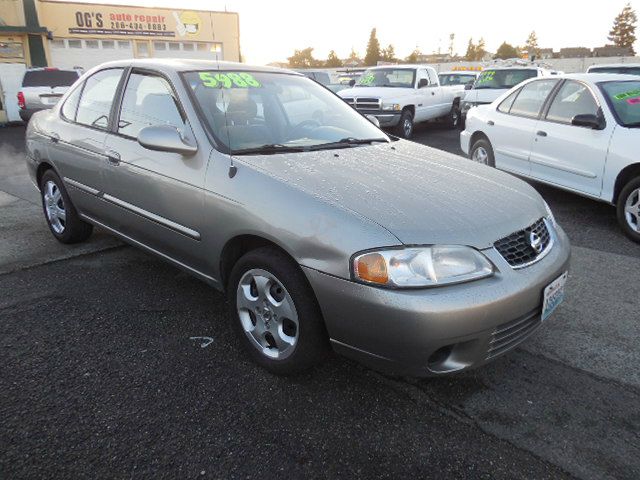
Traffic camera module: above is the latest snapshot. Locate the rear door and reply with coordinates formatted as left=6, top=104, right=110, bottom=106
left=529, top=80, right=612, bottom=196
left=488, top=79, right=558, bottom=176
left=100, top=69, right=208, bottom=268
left=47, top=67, right=124, bottom=218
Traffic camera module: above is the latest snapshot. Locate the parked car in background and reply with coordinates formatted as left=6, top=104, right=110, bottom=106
left=18, top=67, right=82, bottom=122
left=461, top=73, right=640, bottom=242
left=338, top=65, right=462, bottom=138
left=460, top=66, right=552, bottom=128
left=439, top=71, right=479, bottom=88
left=25, top=59, right=570, bottom=377
left=297, top=69, right=349, bottom=93
left=587, top=64, right=640, bottom=76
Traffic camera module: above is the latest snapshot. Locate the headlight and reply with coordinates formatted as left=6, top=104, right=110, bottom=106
left=352, top=246, right=494, bottom=288
left=381, top=103, right=401, bottom=111
left=543, top=201, right=557, bottom=227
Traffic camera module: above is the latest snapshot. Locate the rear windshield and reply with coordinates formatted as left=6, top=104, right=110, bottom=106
left=22, top=70, right=79, bottom=88
left=589, top=67, right=640, bottom=76
left=599, top=80, right=640, bottom=127
left=474, top=69, right=538, bottom=90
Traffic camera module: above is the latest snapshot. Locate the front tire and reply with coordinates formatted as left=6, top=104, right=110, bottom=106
left=227, top=247, right=329, bottom=375
left=40, top=169, right=93, bottom=244
left=616, top=177, right=640, bottom=243
left=469, top=138, right=495, bottom=167
left=394, top=109, right=414, bottom=139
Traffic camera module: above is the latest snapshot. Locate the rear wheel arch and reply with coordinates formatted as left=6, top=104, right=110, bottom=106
left=613, top=163, right=640, bottom=204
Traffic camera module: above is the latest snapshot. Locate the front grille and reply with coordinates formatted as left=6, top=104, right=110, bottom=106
left=342, top=97, right=381, bottom=112
left=486, top=308, right=542, bottom=360
left=494, top=218, right=552, bottom=268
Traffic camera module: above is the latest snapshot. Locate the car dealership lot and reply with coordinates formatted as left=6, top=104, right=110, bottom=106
left=1, top=125, right=639, bottom=479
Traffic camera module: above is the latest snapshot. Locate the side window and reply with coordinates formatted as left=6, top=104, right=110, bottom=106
left=416, top=69, right=429, bottom=87
left=61, top=83, right=83, bottom=121
left=76, top=68, right=123, bottom=130
left=117, top=72, right=185, bottom=139
left=546, top=81, right=598, bottom=125
left=497, top=89, right=520, bottom=113
left=509, top=80, right=557, bottom=119
left=427, top=69, right=438, bottom=85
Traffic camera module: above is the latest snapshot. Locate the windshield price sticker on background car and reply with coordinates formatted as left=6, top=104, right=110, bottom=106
left=358, top=73, right=375, bottom=85
left=477, top=70, right=495, bottom=83
left=199, top=72, right=261, bottom=88
left=613, top=88, right=640, bottom=101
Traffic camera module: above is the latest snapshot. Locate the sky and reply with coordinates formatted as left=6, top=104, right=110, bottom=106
left=62, top=0, right=640, bottom=65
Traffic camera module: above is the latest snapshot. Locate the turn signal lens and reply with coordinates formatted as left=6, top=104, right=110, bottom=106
left=354, top=252, right=389, bottom=285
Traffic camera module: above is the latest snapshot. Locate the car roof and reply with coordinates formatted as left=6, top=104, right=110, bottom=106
left=93, top=58, right=300, bottom=75
left=438, top=71, right=478, bottom=75
left=588, top=63, right=640, bottom=69
left=25, top=67, right=81, bottom=72
left=556, top=72, right=640, bottom=83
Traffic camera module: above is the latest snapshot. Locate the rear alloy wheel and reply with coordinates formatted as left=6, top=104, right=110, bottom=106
left=617, top=177, right=640, bottom=243
left=469, top=138, right=495, bottom=167
left=40, top=169, right=93, bottom=244
left=228, top=247, right=329, bottom=374
left=394, top=110, right=414, bottom=139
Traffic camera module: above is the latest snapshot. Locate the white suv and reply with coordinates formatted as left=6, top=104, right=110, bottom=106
left=18, top=67, right=82, bottom=122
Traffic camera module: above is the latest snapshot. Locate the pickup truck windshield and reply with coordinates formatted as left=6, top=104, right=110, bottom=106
left=357, top=68, right=415, bottom=88
left=184, top=71, right=388, bottom=153
left=439, top=74, right=476, bottom=86
left=474, top=69, right=537, bottom=89
left=600, top=80, right=640, bottom=127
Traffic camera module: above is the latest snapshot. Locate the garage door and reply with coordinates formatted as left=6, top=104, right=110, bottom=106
left=49, top=38, right=134, bottom=70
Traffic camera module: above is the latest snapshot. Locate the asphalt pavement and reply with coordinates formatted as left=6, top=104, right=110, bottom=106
left=1, top=124, right=639, bottom=479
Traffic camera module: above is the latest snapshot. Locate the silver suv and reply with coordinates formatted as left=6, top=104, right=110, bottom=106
left=18, top=67, right=82, bottom=122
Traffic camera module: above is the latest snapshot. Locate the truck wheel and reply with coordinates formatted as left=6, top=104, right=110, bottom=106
left=616, top=177, right=640, bottom=243
left=40, top=169, right=93, bottom=244
left=469, top=138, right=495, bottom=167
left=394, top=110, right=414, bottom=139
left=228, top=246, right=330, bottom=375
left=445, top=102, right=460, bottom=129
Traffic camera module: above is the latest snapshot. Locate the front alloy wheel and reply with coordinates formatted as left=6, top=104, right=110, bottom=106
left=617, top=177, right=640, bottom=243
left=236, top=268, right=299, bottom=360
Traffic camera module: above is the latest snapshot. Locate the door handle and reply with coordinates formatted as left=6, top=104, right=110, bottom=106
left=105, top=150, right=121, bottom=166
left=487, top=120, right=495, bottom=126
left=536, top=130, right=547, bottom=137
left=49, top=132, right=60, bottom=143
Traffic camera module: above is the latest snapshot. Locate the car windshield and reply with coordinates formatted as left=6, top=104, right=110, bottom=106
left=599, top=80, right=640, bottom=127
left=439, top=74, right=476, bottom=86
left=590, top=67, right=640, bottom=76
left=474, top=69, right=538, bottom=89
left=23, top=69, right=79, bottom=88
left=356, top=68, right=415, bottom=88
left=184, top=70, right=389, bottom=153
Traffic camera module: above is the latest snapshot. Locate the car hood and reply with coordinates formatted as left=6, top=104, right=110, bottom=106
left=235, top=141, right=547, bottom=249
left=338, top=86, right=415, bottom=100
left=466, top=88, right=508, bottom=104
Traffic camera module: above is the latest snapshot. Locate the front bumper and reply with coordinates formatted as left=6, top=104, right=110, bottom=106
left=358, top=111, right=401, bottom=127
left=303, top=225, right=571, bottom=377
left=460, top=130, right=472, bottom=156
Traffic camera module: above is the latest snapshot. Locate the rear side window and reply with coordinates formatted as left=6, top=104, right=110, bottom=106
left=509, top=80, right=557, bottom=118
left=497, top=89, right=520, bottom=113
left=61, top=84, right=83, bottom=121
left=117, top=72, right=185, bottom=138
left=546, top=81, right=599, bottom=124
left=22, top=70, right=79, bottom=88
left=76, top=68, right=123, bottom=130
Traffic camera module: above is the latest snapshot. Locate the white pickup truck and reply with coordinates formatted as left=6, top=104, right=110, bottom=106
left=337, top=65, right=461, bottom=138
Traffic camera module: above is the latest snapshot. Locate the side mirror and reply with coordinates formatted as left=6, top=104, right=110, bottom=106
left=571, top=113, right=605, bottom=130
left=464, top=83, right=473, bottom=90
left=418, top=78, right=429, bottom=89
left=365, top=114, right=380, bottom=128
left=137, top=125, right=198, bottom=155
left=349, top=79, right=356, bottom=87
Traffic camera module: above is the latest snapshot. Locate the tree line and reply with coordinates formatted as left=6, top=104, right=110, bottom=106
left=288, top=3, right=637, bottom=68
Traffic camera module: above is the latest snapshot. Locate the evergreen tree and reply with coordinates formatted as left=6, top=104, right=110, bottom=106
left=609, top=3, right=637, bottom=55
left=364, top=28, right=381, bottom=66
left=380, top=44, right=397, bottom=63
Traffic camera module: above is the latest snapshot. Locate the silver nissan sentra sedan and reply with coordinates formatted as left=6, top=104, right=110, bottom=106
left=25, top=59, right=570, bottom=376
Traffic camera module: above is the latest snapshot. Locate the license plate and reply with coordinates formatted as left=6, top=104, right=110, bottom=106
left=41, top=96, right=60, bottom=105
left=542, top=271, right=567, bottom=321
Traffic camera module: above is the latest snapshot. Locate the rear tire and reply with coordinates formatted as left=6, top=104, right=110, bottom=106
left=616, top=177, right=640, bottom=243
left=227, top=247, right=330, bottom=375
left=469, top=138, right=495, bottom=167
left=40, top=169, right=93, bottom=244
left=394, top=109, right=414, bottom=139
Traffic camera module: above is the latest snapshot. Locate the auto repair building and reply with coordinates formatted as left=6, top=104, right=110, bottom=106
left=0, top=0, right=240, bottom=122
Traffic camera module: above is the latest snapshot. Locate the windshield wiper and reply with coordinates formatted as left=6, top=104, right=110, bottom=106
left=309, top=137, right=389, bottom=151
left=231, top=144, right=309, bottom=155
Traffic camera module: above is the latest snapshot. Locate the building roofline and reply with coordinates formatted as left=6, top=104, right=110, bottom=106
left=36, top=0, right=239, bottom=16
